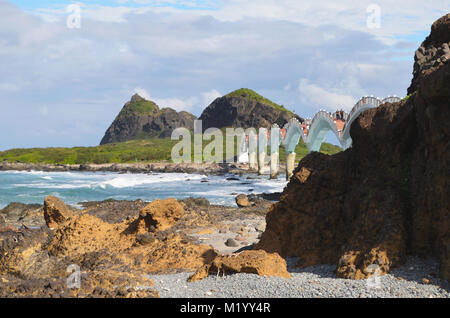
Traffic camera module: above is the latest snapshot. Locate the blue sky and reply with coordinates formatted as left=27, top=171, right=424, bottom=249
left=0, top=0, right=448, bottom=149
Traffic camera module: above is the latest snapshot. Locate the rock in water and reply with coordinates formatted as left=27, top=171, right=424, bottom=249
left=43, top=196, right=73, bottom=229
left=100, top=94, right=197, bottom=144
left=188, top=250, right=290, bottom=282
left=256, top=14, right=450, bottom=281
left=198, top=88, right=303, bottom=131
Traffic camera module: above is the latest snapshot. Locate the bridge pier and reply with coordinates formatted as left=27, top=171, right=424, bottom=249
left=249, top=151, right=257, bottom=170
left=269, top=125, right=280, bottom=179
left=270, top=152, right=279, bottom=179
left=285, top=152, right=296, bottom=180
left=248, top=130, right=258, bottom=170
left=257, top=128, right=268, bottom=175
left=258, top=152, right=266, bottom=175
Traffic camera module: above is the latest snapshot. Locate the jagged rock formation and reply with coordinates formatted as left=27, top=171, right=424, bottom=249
left=0, top=202, right=43, bottom=227
left=0, top=196, right=226, bottom=296
left=43, top=196, right=73, bottom=229
left=100, top=94, right=197, bottom=144
left=198, top=88, right=303, bottom=131
left=131, top=198, right=185, bottom=232
left=409, top=14, right=450, bottom=94
left=256, top=14, right=450, bottom=281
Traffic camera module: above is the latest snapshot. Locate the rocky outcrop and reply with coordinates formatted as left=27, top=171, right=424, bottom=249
left=100, top=94, right=197, bottom=144
left=408, top=13, right=450, bottom=95
left=133, top=198, right=185, bottom=232
left=0, top=202, right=43, bottom=227
left=235, top=194, right=252, bottom=208
left=256, top=14, right=450, bottom=281
left=43, top=196, right=73, bottom=229
left=199, top=88, right=303, bottom=131
left=0, top=188, right=281, bottom=297
left=0, top=197, right=225, bottom=296
left=188, top=250, right=290, bottom=282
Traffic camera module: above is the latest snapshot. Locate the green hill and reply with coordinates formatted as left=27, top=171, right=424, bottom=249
left=226, top=88, right=295, bottom=114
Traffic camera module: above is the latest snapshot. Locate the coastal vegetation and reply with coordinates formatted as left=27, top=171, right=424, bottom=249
left=0, top=138, right=342, bottom=165
left=226, top=88, right=295, bottom=115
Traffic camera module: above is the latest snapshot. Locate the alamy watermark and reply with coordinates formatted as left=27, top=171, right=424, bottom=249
left=66, top=4, right=81, bottom=29
left=66, top=264, right=81, bottom=289
left=366, top=4, right=381, bottom=29
left=366, top=264, right=382, bottom=289
left=170, top=120, right=279, bottom=164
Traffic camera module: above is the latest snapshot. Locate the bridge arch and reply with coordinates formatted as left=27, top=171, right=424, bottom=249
left=236, top=95, right=401, bottom=179
left=305, top=111, right=342, bottom=152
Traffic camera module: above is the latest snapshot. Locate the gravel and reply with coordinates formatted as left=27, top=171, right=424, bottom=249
left=147, top=256, right=449, bottom=298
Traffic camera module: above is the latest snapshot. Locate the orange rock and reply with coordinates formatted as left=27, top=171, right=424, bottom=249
left=47, top=213, right=134, bottom=258
left=294, top=167, right=311, bottom=184
left=188, top=250, right=290, bottom=282
left=336, top=248, right=392, bottom=280
left=195, top=228, right=214, bottom=235
left=136, top=198, right=184, bottom=232
left=235, top=194, right=252, bottom=208
left=43, top=196, right=73, bottom=229
left=45, top=201, right=217, bottom=275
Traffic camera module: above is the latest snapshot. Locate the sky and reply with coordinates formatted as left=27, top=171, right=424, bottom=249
left=0, top=0, right=448, bottom=149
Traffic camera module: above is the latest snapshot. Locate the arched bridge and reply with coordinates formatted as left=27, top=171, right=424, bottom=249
left=238, top=95, right=401, bottom=179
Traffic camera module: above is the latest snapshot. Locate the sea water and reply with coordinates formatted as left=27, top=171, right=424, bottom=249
left=0, top=170, right=288, bottom=208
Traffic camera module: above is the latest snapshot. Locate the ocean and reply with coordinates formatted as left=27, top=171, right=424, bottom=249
left=0, top=170, right=288, bottom=208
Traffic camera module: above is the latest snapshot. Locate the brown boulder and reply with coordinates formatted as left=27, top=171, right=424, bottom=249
left=235, top=194, right=252, bottom=208
left=256, top=14, right=450, bottom=281
left=135, top=198, right=184, bottom=232
left=43, top=196, right=73, bottom=229
left=188, top=250, right=290, bottom=282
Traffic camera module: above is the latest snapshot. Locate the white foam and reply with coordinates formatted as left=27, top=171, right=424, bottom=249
left=97, top=173, right=206, bottom=189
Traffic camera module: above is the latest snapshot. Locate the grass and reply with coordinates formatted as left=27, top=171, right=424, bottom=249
left=402, top=94, right=412, bottom=101
left=118, top=99, right=159, bottom=116
left=0, top=137, right=342, bottom=165
left=0, top=139, right=177, bottom=165
left=226, top=88, right=295, bottom=115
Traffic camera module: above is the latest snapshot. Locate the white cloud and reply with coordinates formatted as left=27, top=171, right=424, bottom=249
left=201, top=89, right=222, bottom=107
left=28, top=0, right=449, bottom=44
left=134, top=87, right=152, bottom=100
left=132, top=88, right=221, bottom=113
left=0, top=0, right=435, bottom=148
left=153, top=96, right=199, bottom=112
left=298, top=78, right=357, bottom=112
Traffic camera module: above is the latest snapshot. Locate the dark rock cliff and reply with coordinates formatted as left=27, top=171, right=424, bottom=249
left=100, top=94, right=197, bottom=145
left=256, top=14, right=450, bottom=280
left=408, top=13, right=450, bottom=95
